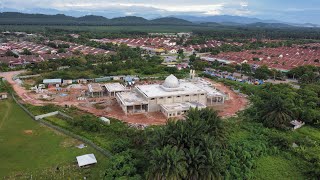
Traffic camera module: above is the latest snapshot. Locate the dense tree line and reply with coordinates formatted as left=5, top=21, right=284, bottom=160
left=287, top=65, right=320, bottom=84
left=193, top=27, right=320, bottom=40
left=27, top=44, right=186, bottom=79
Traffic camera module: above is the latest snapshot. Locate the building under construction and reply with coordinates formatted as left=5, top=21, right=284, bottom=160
left=116, top=71, right=226, bottom=118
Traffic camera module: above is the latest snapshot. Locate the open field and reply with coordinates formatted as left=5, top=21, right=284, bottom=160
left=253, top=155, right=305, bottom=180
left=0, top=98, right=108, bottom=179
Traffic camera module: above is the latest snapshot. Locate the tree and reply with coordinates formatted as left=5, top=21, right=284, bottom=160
left=47, top=42, right=58, bottom=48
left=241, top=63, right=252, bottom=75
left=147, top=146, right=187, bottom=180
left=260, top=95, right=293, bottom=130
left=211, top=49, right=220, bottom=55
left=147, top=108, right=226, bottom=179
left=5, top=50, right=19, bottom=58
left=189, top=54, right=196, bottom=63
left=57, top=48, right=66, bottom=53
left=177, top=49, right=185, bottom=60
left=254, top=65, right=271, bottom=80
left=104, top=150, right=141, bottom=180
left=22, top=48, right=32, bottom=55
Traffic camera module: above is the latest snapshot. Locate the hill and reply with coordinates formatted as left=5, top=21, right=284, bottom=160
left=77, top=15, right=109, bottom=22
left=174, top=15, right=281, bottom=24
left=0, top=12, right=193, bottom=26
left=244, top=22, right=293, bottom=28
left=110, top=16, right=149, bottom=25
left=151, top=17, right=192, bottom=25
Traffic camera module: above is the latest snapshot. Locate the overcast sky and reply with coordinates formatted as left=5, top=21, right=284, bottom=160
left=1, top=0, right=320, bottom=24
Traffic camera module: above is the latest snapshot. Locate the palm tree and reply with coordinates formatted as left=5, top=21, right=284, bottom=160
left=199, top=108, right=226, bottom=144
left=147, top=145, right=187, bottom=180
left=261, top=96, right=293, bottom=129
left=147, top=108, right=227, bottom=180
left=204, top=149, right=224, bottom=180
left=184, top=146, right=206, bottom=180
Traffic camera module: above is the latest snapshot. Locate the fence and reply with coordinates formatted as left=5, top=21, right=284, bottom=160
left=39, top=120, right=112, bottom=157
left=9, top=92, right=112, bottom=158
left=14, top=74, right=41, bottom=80
left=11, top=94, right=35, bottom=119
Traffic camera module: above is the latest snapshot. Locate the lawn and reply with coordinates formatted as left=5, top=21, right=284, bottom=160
left=0, top=98, right=108, bottom=179
left=253, top=155, right=305, bottom=180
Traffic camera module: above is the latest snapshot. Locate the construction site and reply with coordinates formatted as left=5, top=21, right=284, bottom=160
left=0, top=71, right=248, bottom=126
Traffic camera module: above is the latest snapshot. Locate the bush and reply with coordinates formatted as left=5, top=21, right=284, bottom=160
left=69, top=115, right=105, bottom=132
left=111, top=139, right=131, bottom=153
left=267, top=132, right=292, bottom=150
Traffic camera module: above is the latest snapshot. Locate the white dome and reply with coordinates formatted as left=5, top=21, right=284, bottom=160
left=163, top=74, right=180, bottom=88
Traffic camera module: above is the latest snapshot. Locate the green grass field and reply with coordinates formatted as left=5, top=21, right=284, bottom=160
left=0, top=98, right=108, bottom=179
left=253, top=155, right=305, bottom=180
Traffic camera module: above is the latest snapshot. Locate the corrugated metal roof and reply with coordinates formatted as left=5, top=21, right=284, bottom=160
left=43, top=79, right=62, bottom=84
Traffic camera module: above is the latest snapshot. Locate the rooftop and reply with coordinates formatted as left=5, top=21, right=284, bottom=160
left=192, top=79, right=225, bottom=97
left=136, top=81, right=207, bottom=98
left=76, top=154, right=97, bottom=167
left=161, top=102, right=206, bottom=113
left=117, top=91, right=148, bottom=106
left=104, top=83, right=128, bottom=92
left=88, top=83, right=103, bottom=93
left=43, top=79, right=62, bottom=84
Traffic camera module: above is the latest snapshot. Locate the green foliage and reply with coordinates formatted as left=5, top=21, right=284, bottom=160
left=147, top=145, right=187, bottom=180
left=104, top=150, right=141, bottom=180
left=28, top=45, right=185, bottom=79
left=69, top=115, right=106, bottom=132
left=0, top=63, right=10, bottom=72
left=260, top=96, right=293, bottom=130
left=5, top=50, right=19, bottom=58
left=254, top=65, right=272, bottom=80
left=146, top=108, right=227, bottom=179
left=57, top=48, right=66, bottom=53
left=21, top=48, right=32, bottom=55
left=253, top=155, right=305, bottom=180
left=287, top=65, right=320, bottom=84
left=245, top=82, right=320, bottom=128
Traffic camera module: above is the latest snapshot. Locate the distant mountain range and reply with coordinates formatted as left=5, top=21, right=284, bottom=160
left=0, top=12, right=193, bottom=26
left=174, top=15, right=320, bottom=27
left=0, top=12, right=319, bottom=28
left=173, top=15, right=281, bottom=24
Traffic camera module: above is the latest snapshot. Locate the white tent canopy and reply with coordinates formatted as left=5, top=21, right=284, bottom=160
left=76, top=154, right=97, bottom=167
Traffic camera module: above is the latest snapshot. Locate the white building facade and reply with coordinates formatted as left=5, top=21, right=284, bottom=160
left=116, top=74, right=226, bottom=118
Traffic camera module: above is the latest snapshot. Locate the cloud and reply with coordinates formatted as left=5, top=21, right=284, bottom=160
left=1, top=0, right=248, bottom=16
left=1, top=0, right=320, bottom=24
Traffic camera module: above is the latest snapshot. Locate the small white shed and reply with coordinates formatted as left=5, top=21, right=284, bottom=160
left=76, top=154, right=97, bottom=167
left=0, top=93, right=8, bottom=100
left=99, top=117, right=111, bottom=125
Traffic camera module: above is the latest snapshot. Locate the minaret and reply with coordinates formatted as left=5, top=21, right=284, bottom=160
left=190, top=70, right=196, bottom=80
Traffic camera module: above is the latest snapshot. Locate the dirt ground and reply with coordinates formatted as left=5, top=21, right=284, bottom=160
left=205, top=78, right=249, bottom=118
left=1, top=71, right=248, bottom=125
left=23, top=130, right=33, bottom=135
